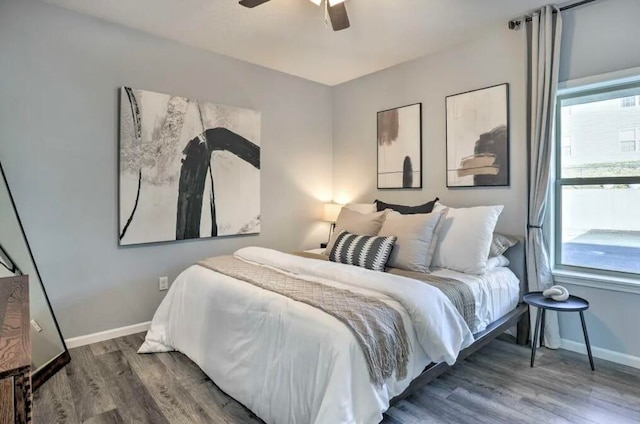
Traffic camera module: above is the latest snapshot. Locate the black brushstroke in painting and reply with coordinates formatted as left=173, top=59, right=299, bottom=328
left=473, top=125, right=508, bottom=186
left=208, top=165, right=217, bottom=237
left=176, top=127, right=260, bottom=240
left=120, top=88, right=143, bottom=241
left=402, top=156, right=413, bottom=188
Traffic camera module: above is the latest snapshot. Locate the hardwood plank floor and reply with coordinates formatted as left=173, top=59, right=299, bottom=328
left=34, top=333, right=640, bottom=424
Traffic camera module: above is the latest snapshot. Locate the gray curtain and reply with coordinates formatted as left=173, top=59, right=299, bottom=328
left=526, top=5, right=563, bottom=349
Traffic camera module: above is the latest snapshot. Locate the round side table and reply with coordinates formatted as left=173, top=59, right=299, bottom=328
left=523, top=291, right=595, bottom=371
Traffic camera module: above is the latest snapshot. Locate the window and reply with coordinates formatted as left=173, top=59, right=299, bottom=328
left=620, top=96, right=637, bottom=108
left=562, top=136, right=572, bottom=156
left=555, top=81, right=640, bottom=276
left=619, top=129, right=637, bottom=152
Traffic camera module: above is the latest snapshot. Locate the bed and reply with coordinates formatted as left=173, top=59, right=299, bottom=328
left=138, top=237, right=528, bottom=424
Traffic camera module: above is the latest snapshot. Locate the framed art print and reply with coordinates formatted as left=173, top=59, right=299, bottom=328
left=446, top=83, right=509, bottom=187
left=377, top=103, right=422, bottom=189
left=119, top=87, right=261, bottom=246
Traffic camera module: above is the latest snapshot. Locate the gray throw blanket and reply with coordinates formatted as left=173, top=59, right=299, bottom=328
left=292, top=251, right=477, bottom=328
left=386, top=268, right=476, bottom=329
left=197, top=255, right=410, bottom=387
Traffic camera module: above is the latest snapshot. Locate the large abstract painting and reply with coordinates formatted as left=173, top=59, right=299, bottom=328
left=377, top=103, right=422, bottom=189
left=119, top=87, right=261, bottom=246
left=446, top=83, right=509, bottom=187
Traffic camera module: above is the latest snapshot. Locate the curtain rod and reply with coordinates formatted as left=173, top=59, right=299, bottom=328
left=508, top=0, right=598, bottom=30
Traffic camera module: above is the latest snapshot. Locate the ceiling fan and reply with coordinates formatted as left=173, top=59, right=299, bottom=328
left=239, top=0, right=350, bottom=31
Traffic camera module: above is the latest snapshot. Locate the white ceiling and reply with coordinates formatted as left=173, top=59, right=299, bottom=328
left=41, top=0, right=549, bottom=86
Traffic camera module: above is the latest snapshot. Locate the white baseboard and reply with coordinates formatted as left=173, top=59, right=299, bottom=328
left=560, top=338, right=640, bottom=370
left=65, top=321, right=151, bottom=349
left=64, top=325, right=640, bottom=370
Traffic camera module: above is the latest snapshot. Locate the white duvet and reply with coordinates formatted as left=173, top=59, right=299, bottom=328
left=139, top=247, right=475, bottom=424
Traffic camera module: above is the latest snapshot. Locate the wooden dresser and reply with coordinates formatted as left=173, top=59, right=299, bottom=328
left=0, top=275, right=31, bottom=424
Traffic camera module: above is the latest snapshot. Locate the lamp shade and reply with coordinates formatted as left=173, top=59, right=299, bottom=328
left=323, top=203, right=342, bottom=223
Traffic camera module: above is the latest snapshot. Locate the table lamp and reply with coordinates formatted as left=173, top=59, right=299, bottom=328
left=323, top=203, right=342, bottom=245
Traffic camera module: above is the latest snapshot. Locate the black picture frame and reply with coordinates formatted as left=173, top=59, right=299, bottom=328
left=445, top=83, right=510, bottom=188
left=377, top=103, right=423, bottom=190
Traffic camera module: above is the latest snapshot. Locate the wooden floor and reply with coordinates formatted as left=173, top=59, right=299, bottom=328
left=34, top=332, right=640, bottom=424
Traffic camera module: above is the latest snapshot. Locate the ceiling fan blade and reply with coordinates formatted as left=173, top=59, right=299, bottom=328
left=328, top=2, right=350, bottom=31
left=239, top=0, right=271, bottom=8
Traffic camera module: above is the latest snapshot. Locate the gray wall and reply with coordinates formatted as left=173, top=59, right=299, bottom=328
left=559, top=0, right=640, bottom=82
left=332, top=0, right=640, bottom=359
left=332, top=24, right=527, bottom=235
left=0, top=0, right=333, bottom=339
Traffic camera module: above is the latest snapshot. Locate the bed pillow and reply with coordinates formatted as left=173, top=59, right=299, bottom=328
left=431, top=204, right=504, bottom=275
left=324, top=208, right=388, bottom=254
left=489, top=233, right=519, bottom=258
left=377, top=209, right=448, bottom=272
left=328, top=231, right=396, bottom=272
left=345, top=203, right=377, bottom=214
left=375, top=198, right=439, bottom=215
left=486, top=255, right=510, bottom=270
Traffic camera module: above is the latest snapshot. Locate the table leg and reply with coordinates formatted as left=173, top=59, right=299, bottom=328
left=531, top=307, right=543, bottom=367
left=540, top=308, right=546, bottom=347
left=579, top=311, right=595, bottom=371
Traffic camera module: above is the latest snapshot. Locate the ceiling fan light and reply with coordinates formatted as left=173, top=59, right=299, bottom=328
left=328, top=0, right=346, bottom=5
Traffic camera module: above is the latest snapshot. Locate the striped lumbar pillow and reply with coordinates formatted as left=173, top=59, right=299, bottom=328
left=328, top=230, right=397, bottom=272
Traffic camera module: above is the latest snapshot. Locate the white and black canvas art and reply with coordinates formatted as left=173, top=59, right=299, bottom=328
left=446, top=83, right=509, bottom=187
left=377, top=103, right=422, bottom=189
left=119, top=87, right=261, bottom=246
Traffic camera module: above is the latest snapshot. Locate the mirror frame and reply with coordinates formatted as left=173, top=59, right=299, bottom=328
left=1, top=162, right=71, bottom=390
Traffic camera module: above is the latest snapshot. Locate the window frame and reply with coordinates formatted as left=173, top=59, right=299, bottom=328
left=620, top=140, right=636, bottom=152
left=554, top=80, right=640, bottom=278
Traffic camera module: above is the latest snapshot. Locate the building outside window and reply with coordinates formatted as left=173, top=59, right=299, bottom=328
left=619, top=129, right=637, bottom=152
left=556, top=81, right=640, bottom=276
left=620, top=96, right=637, bottom=108
left=562, top=135, right=572, bottom=157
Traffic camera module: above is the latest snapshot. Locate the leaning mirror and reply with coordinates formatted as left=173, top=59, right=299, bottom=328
left=0, top=161, right=70, bottom=390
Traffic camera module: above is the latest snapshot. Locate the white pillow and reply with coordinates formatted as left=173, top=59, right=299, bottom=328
left=345, top=203, right=377, bottom=214
left=489, top=233, right=519, bottom=258
left=431, top=203, right=504, bottom=275
left=377, top=209, right=447, bottom=273
left=486, top=255, right=510, bottom=270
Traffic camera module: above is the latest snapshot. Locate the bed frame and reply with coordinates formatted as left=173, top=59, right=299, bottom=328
left=390, top=236, right=530, bottom=405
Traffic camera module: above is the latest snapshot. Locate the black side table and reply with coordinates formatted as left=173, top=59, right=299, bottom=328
left=523, top=291, right=595, bottom=371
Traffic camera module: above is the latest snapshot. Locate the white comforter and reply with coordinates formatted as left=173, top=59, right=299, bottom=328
left=139, top=247, right=475, bottom=424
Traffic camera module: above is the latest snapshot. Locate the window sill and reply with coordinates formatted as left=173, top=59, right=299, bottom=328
left=553, top=269, right=640, bottom=295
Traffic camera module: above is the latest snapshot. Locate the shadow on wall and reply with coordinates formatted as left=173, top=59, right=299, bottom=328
left=558, top=297, right=628, bottom=354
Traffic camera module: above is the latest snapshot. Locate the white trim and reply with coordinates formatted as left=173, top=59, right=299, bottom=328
left=553, top=269, right=640, bottom=295
left=561, top=338, right=640, bottom=370
left=558, top=66, right=640, bottom=94
left=65, top=321, right=151, bottom=349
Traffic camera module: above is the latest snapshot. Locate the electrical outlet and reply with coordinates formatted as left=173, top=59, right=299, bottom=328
left=159, top=276, right=169, bottom=291
left=31, top=319, right=43, bottom=332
